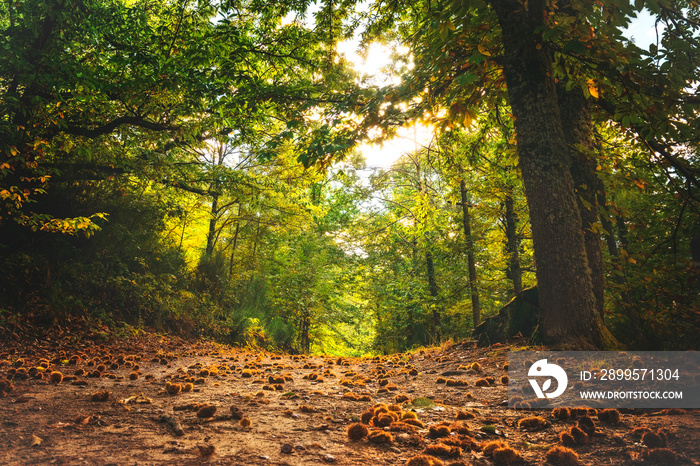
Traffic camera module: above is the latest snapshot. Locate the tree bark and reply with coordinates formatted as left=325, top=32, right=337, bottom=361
left=557, top=86, right=605, bottom=318
left=489, top=0, right=618, bottom=349
left=459, top=178, right=481, bottom=327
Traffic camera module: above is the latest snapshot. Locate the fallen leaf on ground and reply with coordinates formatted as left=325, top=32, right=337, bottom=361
left=30, top=434, right=42, bottom=447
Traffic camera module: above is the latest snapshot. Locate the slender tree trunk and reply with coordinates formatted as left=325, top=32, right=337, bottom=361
left=408, top=237, right=419, bottom=345
left=407, top=305, right=415, bottom=348
left=557, top=86, right=605, bottom=318
left=598, top=191, right=644, bottom=342
left=494, top=116, right=523, bottom=296
left=459, top=178, right=481, bottom=327
left=598, top=189, right=619, bottom=258
left=205, top=142, right=228, bottom=256
left=617, top=213, right=629, bottom=249
left=251, top=218, right=261, bottom=266
left=228, top=222, right=240, bottom=276
left=415, top=158, right=442, bottom=342
left=614, top=210, right=645, bottom=341
left=7, top=0, right=15, bottom=28
left=179, top=216, right=188, bottom=250
left=503, top=189, right=523, bottom=296
left=205, top=193, right=219, bottom=256
left=691, top=230, right=700, bottom=292
left=489, top=0, right=618, bottom=349
left=300, top=310, right=311, bottom=353
left=425, top=250, right=441, bottom=341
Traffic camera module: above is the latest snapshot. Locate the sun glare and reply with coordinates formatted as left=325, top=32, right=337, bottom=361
left=335, top=40, right=432, bottom=169
left=336, top=40, right=405, bottom=86
left=359, top=123, right=435, bottom=169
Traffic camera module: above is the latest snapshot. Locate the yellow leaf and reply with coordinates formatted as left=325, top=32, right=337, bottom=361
left=478, top=43, right=491, bottom=56
left=587, top=79, right=599, bottom=98
left=629, top=257, right=637, bottom=264
left=462, top=114, right=471, bottom=127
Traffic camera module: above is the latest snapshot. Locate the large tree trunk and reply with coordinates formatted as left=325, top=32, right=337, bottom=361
left=557, top=86, right=605, bottom=317
left=459, top=178, right=481, bottom=327
left=490, top=0, right=618, bottom=349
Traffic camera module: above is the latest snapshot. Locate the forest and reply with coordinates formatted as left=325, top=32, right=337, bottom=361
left=1, top=0, right=699, bottom=355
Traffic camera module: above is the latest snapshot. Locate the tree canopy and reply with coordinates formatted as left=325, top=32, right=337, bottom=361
left=1, top=0, right=698, bottom=352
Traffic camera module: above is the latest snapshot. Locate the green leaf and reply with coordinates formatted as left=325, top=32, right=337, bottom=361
left=562, top=40, right=586, bottom=54
left=455, top=72, right=477, bottom=86
left=438, top=21, right=455, bottom=41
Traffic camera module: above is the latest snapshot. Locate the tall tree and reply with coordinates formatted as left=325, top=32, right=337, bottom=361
left=458, top=176, right=481, bottom=327
left=313, top=0, right=697, bottom=347
left=481, top=1, right=615, bottom=348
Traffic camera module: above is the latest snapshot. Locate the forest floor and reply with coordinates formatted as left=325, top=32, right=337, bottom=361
left=0, top=318, right=697, bottom=466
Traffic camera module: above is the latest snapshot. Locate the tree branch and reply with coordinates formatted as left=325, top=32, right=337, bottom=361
left=62, top=116, right=176, bottom=138
left=161, top=179, right=215, bottom=196
left=598, top=98, right=700, bottom=191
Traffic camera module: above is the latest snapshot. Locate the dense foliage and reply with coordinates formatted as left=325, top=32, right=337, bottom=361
left=1, top=0, right=698, bottom=352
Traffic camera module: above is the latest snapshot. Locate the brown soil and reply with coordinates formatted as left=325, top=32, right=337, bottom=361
left=0, top=323, right=697, bottom=466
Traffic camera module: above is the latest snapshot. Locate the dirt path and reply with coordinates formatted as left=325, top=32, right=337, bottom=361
left=0, top=327, right=697, bottom=465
